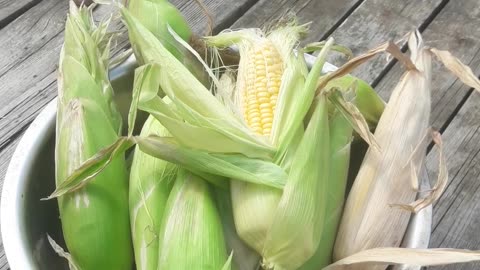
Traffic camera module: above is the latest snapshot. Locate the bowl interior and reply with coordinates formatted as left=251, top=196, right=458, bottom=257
left=23, top=130, right=67, bottom=269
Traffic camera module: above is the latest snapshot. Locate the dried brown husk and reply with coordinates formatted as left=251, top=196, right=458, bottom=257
left=333, top=32, right=432, bottom=267
left=325, top=248, right=480, bottom=269
left=330, top=31, right=480, bottom=270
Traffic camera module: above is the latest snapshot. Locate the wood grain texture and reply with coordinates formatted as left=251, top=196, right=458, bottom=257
left=326, top=0, right=446, bottom=84
left=425, top=92, right=480, bottom=270
left=375, top=0, right=480, bottom=129
left=231, top=0, right=362, bottom=43
left=0, top=0, right=40, bottom=28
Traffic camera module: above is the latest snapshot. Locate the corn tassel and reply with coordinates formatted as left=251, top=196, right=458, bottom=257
left=54, top=3, right=132, bottom=269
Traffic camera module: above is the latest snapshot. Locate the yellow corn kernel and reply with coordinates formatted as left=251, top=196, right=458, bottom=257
left=242, top=40, right=283, bottom=137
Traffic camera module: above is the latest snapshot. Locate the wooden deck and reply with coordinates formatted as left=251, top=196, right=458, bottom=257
left=0, top=0, right=479, bottom=269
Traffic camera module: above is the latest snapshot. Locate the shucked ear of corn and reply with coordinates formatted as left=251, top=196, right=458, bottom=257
left=54, top=2, right=132, bottom=269
left=206, top=27, right=340, bottom=269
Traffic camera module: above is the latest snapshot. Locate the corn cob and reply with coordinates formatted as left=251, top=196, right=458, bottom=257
left=208, top=31, right=290, bottom=256
left=157, top=169, right=228, bottom=269
left=129, top=116, right=176, bottom=270
left=206, top=27, right=336, bottom=269
left=55, top=3, right=132, bottom=269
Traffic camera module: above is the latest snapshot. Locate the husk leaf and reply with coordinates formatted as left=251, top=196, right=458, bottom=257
left=157, top=169, right=227, bottom=270
left=325, top=248, right=480, bottom=269
left=129, top=116, right=176, bottom=270
left=262, top=95, right=330, bottom=270
left=122, top=8, right=274, bottom=158
left=333, top=32, right=431, bottom=267
left=299, top=109, right=352, bottom=270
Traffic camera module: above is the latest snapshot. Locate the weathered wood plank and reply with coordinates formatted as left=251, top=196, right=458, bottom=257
left=326, top=0, right=446, bottom=83
left=172, top=0, right=258, bottom=34
left=0, top=0, right=66, bottom=85
left=416, top=6, right=480, bottom=269
left=0, top=241, right=7, bottom=270
left=425, top=93, right=480, bottom=270
left=0, top=0, right=40, bottom=28
left=231, top=0, right=362, bottom=44
left=375, top=0, right=480, bottom=130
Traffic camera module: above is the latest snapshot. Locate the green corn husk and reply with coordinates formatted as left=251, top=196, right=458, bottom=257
left=325, top=75, right=385, bottom=129
left=260, top=94, right=330, bottom=270
left=127, top=2, right=205, bottom=268
left=127, top=0, right=191, bottom=63
left=157, top=169, right=228, bottom=269
left=207, top=28, right=336, bottom=269
left=215, top=185, right=261, bottom=270
left=129, top=116, right=176, bottom=270
left=123, top=21, right=335, bottom=266
left=54, top=2, right=132, bottom=269
left=299, top=109, right=353, bottom=270
left=127, top=0, right=209, bottom=86
left=122, top=7, right=275, bottom=159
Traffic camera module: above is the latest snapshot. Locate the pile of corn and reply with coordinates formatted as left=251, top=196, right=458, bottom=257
left=50, top=1, right=480, bottom=270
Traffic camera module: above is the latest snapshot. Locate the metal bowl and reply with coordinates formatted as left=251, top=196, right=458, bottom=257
left=1, top=55, right=432, bottom=270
